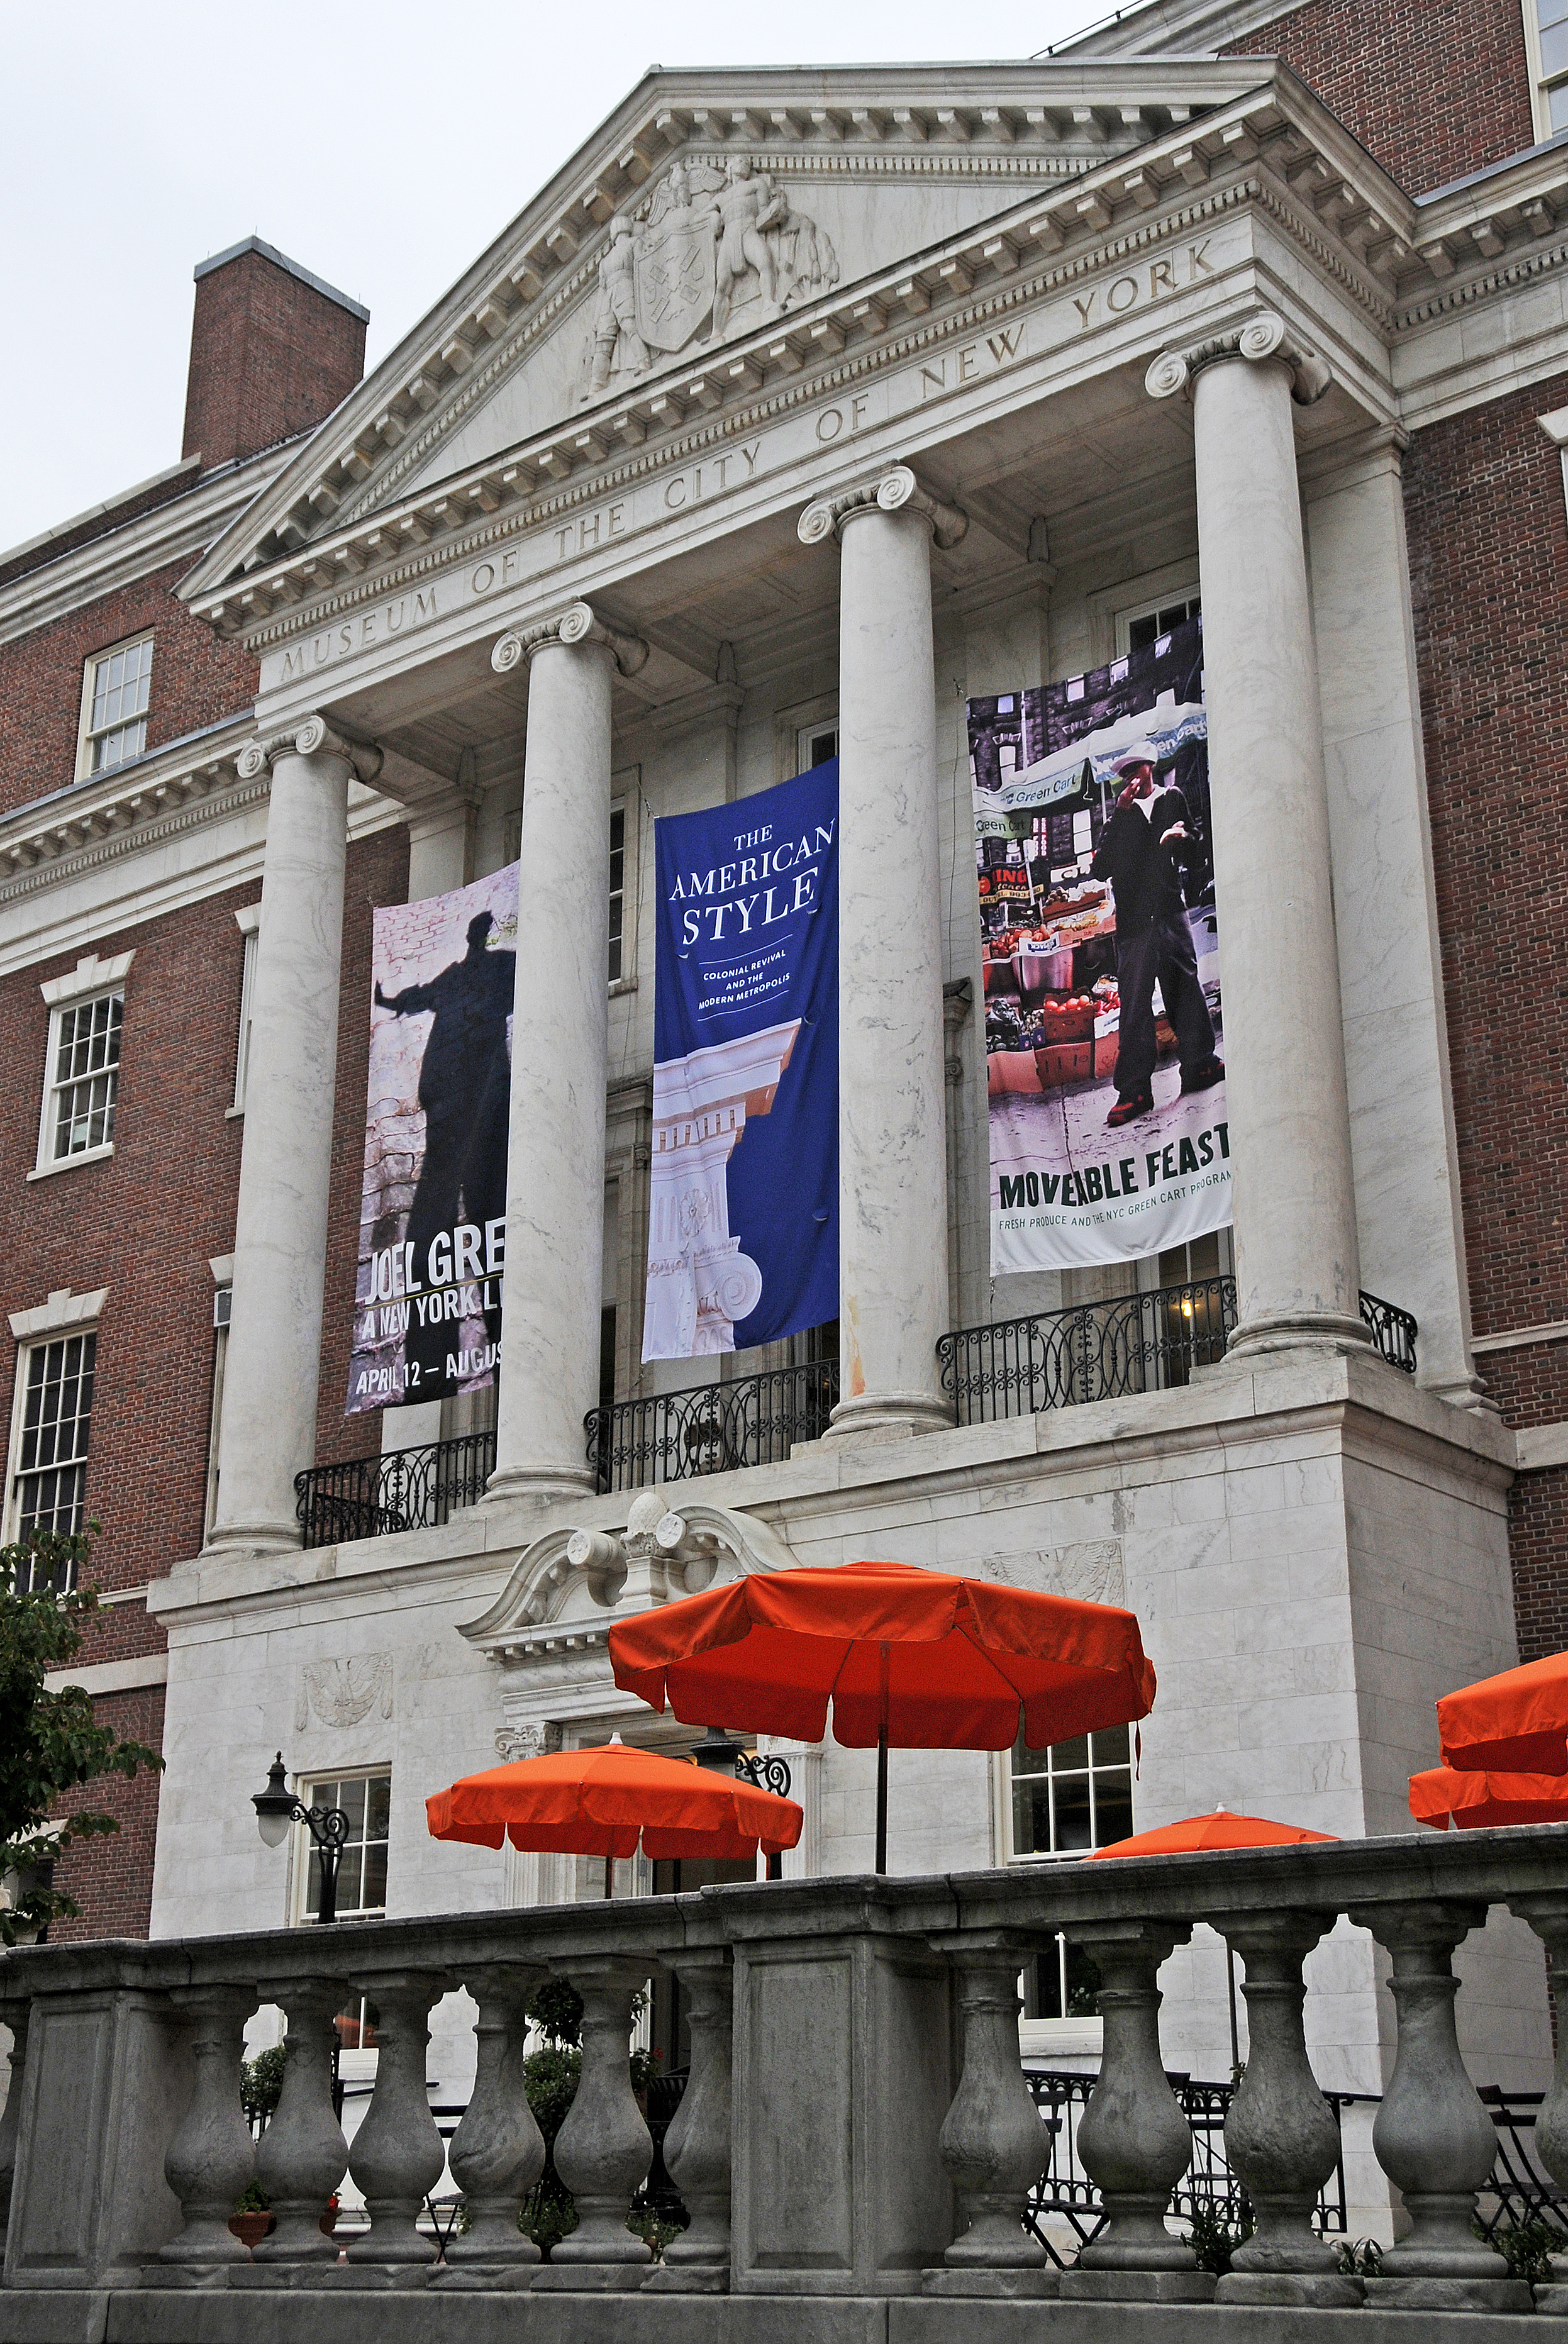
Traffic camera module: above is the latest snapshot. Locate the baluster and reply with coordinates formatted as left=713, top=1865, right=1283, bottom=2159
left=150, top=1988, right=256, bottom=2283
left=532, top=1957, right=653, bottom=2291
left=343, top=1970, right=448, bottom=2279
left=1508, top=1891, right=1568, bottom=2311
left=240, top=1980, right=348, bottom=2280
left=1213, top=1915, right=1360, bottom=2308
left=1351, top=1900, right=1530, bottom=2313
left=645, top=1949, right=732, bottom=2293
left=0, top=1997, right=30, bottom=2239
left=921, top=1935, right=1055, bottom=2298
left=1058, top=1922, right=1213, bottom=2304
left=432, top=1969, right=544, bottom=2288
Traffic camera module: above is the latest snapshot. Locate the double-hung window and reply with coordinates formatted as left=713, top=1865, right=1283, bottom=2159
left=79, top=635, right=153, bottom=777
left=33, top=952, right=133, bottom=1177
left=1005, top=1723, right=1135, bottom=2038
left=294, top=1772, right=391, bottom=1923
left=6, top=1333, right=96, bottom=1580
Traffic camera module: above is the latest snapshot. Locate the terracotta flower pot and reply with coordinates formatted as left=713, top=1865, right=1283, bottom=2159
left=228, top=2210, right=275, bottom=2248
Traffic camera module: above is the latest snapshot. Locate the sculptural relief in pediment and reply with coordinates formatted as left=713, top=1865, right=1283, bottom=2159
left=582, top=155, right=840, bottom=404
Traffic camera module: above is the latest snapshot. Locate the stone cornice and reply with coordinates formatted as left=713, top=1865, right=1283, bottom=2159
left=0, top=718, right=256, bottom=896
left=178, top=62, right=1299, bottom=615
left=0, top=447, right=290, bottom=652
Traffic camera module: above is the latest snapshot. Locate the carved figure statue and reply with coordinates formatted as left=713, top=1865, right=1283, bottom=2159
left=589, top=214, right=648, bottom=395
left=767, top=189, right=839, bottom=309
left=712, top=156, right=787, bottom=337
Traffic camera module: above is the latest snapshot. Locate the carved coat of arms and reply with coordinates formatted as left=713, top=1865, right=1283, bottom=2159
left=581, top=155, right=839, bottom=404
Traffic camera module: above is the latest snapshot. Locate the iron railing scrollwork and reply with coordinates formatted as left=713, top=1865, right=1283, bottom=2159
left=939, top=1277, right=1419, bottom=1429
left=735, top=1752, right=793, bottom=1800
left=1358, top=1288, right=1418, bottom=1374
left=294, top=1428, right=496, bottom=1550
left=585, top=1360, right=838, bottom=1496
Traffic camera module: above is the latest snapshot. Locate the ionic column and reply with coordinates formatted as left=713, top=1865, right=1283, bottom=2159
left=208, top=716, right=382, bottom=1553
left=1148, top=317, right=1369, bottom=1358
left=797, top=467, right=965, bottom=1439
left=487, top=606, right=647, bottom=1503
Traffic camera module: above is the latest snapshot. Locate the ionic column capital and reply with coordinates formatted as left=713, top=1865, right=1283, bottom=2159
left=492, top=601, right=649, bottom=679
left=1145, top=310, right=1333, bottom=408
left=798, top=464, right=968, bottom=552
left=237, top=715, right=382, bottom=786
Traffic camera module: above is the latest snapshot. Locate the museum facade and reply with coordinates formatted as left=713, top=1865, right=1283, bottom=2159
left=4, top=0, right=1568, bottom=2170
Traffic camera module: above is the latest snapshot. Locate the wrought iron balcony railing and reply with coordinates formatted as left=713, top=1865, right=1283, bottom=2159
left=294, top=1428, right=496, bottom=1550
left=939, top=1277, right=1418, bottom=1428
left=585, top=1359, right=838, bottom=1496
left=294, top=1290, right=1419, bottom=1535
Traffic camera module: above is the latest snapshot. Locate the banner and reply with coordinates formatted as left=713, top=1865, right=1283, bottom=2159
left=970, top=617, right=1232, bottom=1272
left=346, top=867, right=518, bottom=1416
left=643, top=762, right=839, bottom=1359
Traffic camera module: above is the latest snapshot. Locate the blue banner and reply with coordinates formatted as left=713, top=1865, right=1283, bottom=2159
left=642, top=762, right=839, bottom=1360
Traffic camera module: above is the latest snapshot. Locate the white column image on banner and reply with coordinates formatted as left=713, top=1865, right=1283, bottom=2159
left=642, top=1020, right=801, bottom=1359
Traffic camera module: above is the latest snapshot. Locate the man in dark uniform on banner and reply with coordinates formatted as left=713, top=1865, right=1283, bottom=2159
left=375, top=908, right=515, bottom=1386
left=1091, top=741, right=1224, bottom=1130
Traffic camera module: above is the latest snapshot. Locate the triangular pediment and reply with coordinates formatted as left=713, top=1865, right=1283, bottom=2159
left=183, top=57, right=1289, bottom=613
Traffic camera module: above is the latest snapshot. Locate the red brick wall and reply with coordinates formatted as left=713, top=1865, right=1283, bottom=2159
left=47, top=1686, right=165, bottom=1944
left=0, top=558, right=258, bottom=818
left=1230, top=0, right=1537, bottom=196
left=183, top=246, right=367, bottom=469
left=1405, top=373, right=1568, bottom=1643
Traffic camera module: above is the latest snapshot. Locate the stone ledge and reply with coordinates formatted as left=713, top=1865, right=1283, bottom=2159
left=0, top=2286, right=1554, bottom=2344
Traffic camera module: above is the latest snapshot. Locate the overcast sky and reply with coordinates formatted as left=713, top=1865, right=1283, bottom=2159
left=0, top=0, right=1104, bottom=554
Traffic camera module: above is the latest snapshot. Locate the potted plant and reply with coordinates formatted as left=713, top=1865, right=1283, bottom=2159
left=228, top=2181, right=274, bottom=2248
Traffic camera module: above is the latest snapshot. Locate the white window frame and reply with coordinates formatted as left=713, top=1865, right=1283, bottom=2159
left=1524, top=0, right=1568, bottom=138
left=75, top=631, right=154, bottom=781
left=3, top=1288, right=106, bottom=1561
left=287, top=1765, right=392, bottom=1927
left=30, top=952, right=134, bottom=1180
left=1113, top=581, right=1202, bottom=660
left=204, top=1258, right=233, bottom=1540
left=609, top=762, right=642, bottom=997
left=794, top=714, right=839, bottom=776
left=229, top=905, right=261, bottom=1116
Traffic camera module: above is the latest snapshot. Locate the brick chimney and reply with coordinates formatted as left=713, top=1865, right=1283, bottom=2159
left=182, top=237, right=369, bottom=470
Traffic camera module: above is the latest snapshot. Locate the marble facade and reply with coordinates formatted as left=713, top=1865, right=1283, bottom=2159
left=128, top=55, right=1568, bottom=2152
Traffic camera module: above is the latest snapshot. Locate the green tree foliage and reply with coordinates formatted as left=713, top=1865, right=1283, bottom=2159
left=0, top=1524, right=162, bottom=1941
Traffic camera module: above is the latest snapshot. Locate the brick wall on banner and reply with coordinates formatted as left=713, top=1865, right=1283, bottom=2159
left=1406, top=369, right=1568, bottom=1650
left=1228, top=0, right=1537, bottom=196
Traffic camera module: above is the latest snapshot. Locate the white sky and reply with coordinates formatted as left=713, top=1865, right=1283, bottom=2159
left=0, top=0, right=1104, bottom=555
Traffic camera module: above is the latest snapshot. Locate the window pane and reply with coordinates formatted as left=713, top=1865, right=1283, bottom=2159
left=1126, top=614, right=1157, bottom=652
left=1011, top=1775, right=1052, bottom=1856
left=1541, top=0, right=1568, bottom=31
left=360, top=1841, right=388, bottom=1912
left=1052, top=1772, right=1094, bottom=1851
left=14, top=1335, right=94, bottom=1560
left=1050, top=1735, right=1090, bottom=1774
left=366, top=1774, right=391, bottom=1840
left=1090, top=1722, right=1131, bottom=1765
left=1093, top=1772, right=1134, bottom=1845
left=1550, top=76, right=1568, bottom=129
left=1543, top=21, right=1568, bottom=71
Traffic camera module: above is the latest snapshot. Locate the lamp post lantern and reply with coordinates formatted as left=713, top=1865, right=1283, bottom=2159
left=252, top=1752, right=351, bottom=1924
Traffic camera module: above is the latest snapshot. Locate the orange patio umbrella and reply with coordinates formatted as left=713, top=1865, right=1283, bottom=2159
left=1089, top=1806, right=1338, bottom=2067
left=1411, top=1763, right=1568, bottom=1831
left=608, top=1558, right=1157, bottom=1874
left=426, top=1736, right=803, bottom=1897
left=1437, top=1649, right=1568, bottom=1775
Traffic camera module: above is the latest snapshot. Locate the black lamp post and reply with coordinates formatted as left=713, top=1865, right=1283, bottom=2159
left=252, top=1752, right=351, bottom=1925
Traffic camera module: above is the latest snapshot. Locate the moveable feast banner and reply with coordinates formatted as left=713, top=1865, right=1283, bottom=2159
left=970, top=616, right=1232, bottom=1272
left=643, top=762, right=839, bottom=1360
left=347, top=867, right=518, bottom=1416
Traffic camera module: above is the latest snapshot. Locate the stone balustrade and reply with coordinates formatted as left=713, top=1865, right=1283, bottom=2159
left=1, top=1829, right=1567, bottom=2339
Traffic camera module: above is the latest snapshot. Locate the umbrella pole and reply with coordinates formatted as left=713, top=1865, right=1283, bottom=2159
left=1226, top=1940, right=1240, bottom=2079
left=603, top=1853, right=614, bottom=1900
left=875, top=1640, right=891, bottom=1875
